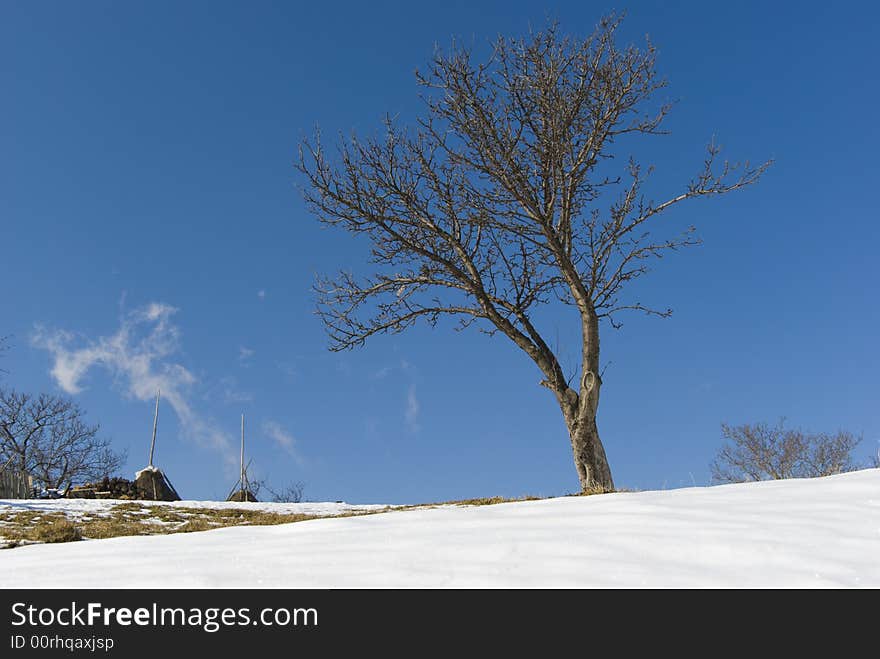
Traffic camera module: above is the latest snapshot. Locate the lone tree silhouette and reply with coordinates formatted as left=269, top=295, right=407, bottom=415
left=298, top=16, right=770, bottom=492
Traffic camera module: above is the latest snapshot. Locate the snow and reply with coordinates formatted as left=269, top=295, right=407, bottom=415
left=1, top=469, right=878, bottom=588
left=134, top=465, right=160, bottom=479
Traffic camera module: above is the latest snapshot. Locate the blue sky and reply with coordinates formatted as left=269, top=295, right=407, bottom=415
left=2, top=1, right=877, bottom=503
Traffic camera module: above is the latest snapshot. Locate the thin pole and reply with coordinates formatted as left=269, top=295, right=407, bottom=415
left=240, top=414, right=245, bottom=496
left=148, top=389, right=160, bottom=466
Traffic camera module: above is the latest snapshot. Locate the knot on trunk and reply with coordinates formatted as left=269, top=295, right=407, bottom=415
left=582, top=370, right=599, bottom=393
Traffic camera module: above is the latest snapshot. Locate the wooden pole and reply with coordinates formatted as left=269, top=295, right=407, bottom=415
left=148, top=389, right=160, bottom=466
left=240, top=414, right=245, bottom=497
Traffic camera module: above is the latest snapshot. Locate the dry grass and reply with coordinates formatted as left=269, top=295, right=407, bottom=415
left=0, top=512, right=82, bottom=547
left=571, top=485, right=618, bottom=497
left=0, top=503, right=330, bottom=548
left=392, top=494, right=544, bottom=511
left=441, top=495, right=543, bottom=506
left=32, top=519, right=82, bottom=543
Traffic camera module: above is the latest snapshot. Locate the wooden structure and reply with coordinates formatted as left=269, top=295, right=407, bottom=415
left=0, top=457, right=33, bottom=499
left=134, top=390, right=180, bottom=501
left=226, top=414, right=257, bottom=502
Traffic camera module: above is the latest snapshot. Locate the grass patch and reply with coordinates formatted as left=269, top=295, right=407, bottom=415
left=0, top=512, right=82, bottom=547
left=78, top=516, right=167, bottom=539
left=172, top=518, right=214, bottom=534
left=445, top=495, right=543, bottom=506
left=76, top=505, right=323, bottom=540
left=571, top=485, right=617, bottom=497
left=393, top=494, right=544, bottom=510
left=111, top=502, right=148, bottom=513
left=0, top=503, right=333, bottom=548
left=31, top=519, right=82, bottom=543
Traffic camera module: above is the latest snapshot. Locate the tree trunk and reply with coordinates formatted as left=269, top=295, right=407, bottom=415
left=567, top=411, right=614, bottom=493
left=561, top=309, right=614, bottom=493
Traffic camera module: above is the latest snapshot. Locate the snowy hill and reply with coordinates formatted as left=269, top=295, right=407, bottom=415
left=2, top=469, right=878, bottom=587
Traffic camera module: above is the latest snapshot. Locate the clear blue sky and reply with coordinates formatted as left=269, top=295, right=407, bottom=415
left=2, top=1, right=877, bottom=503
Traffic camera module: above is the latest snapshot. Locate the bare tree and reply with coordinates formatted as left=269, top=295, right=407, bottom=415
left=0, top=388, right=126, bottom=489
left=246, top=476, right=265, bottom=499
left=247, top=479, right=305, bottom=503
left=298, top=16, right=770, bottom=492
left=266, top=481, right=306, bottom=503
left=710, top=420, right=862, bottom=483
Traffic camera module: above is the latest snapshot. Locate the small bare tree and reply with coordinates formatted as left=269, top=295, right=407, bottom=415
left=267, top=481, right=306, bottom=503
left=0, top=388, right=126, bottom=489
left=298, top=16, right=770, bottom=492
left=710, top=420, right=862, bottom=483
left=248, top=479, right=305, bottom=503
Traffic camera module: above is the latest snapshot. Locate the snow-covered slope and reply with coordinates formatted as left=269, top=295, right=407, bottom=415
left=2, top=470, right=878, bottom=588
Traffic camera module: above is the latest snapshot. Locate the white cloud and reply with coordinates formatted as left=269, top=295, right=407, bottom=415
left=257, top=290, right=266, bottom=300
left=405, top=385, right=420, bottom=433
left=239, top=346, right=255, bottom=365
left=32, top=303, right=237, bottom=465
left=263, top=420, right=302, bottom=464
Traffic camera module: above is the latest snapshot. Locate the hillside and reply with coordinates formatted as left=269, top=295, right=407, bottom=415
left=2, top=470, right=878, bottom=587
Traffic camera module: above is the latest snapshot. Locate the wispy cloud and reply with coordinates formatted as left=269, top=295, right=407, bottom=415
left=372, top=366, right=392, bottom=380
left=32, top=303, right=237, bottom=465
left=405, top=384, right=420, bottom=433
left=373, top=359, right=414, bottom=380
left=263, top=420, right=302, bottom=464
left=205, top=376, right=253, bottom=405
left=238, top=346, right=255, bottom=366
